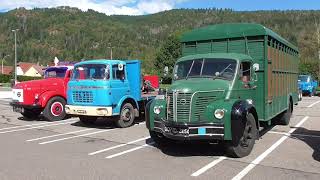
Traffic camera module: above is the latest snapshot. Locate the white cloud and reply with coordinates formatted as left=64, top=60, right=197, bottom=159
left=0, top=0, right=190, bottom=15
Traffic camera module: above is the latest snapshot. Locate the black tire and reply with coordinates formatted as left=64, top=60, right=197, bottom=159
left=225, top=113, right=257, bottom=158
left=43, top=96, right=66, bottom=121
left=277, top=100, right=292, bottom=125
left=21, top=109, right=41, bottom=120
left=79, top=116, right=97, bottom=125
left=116, top=103, right=135, bottom=128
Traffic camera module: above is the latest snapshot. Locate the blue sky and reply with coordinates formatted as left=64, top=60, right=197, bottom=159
left=0, top=0, right=319, bottom=15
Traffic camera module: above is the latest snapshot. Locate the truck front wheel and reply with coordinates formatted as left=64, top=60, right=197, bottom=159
left=43, top=96, right=67, bottom=121
left=116, top=103, right=135, bottom=128
left=225, top=113, right=257, bottom=158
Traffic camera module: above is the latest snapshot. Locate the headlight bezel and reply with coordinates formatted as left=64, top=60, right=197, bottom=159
left=214, top=109, right=225, bottom=119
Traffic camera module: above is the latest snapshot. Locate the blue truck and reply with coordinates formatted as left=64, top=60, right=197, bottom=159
left=298, top=75, right=318, bottom=97
left=65, top=59, right=155, bottom=128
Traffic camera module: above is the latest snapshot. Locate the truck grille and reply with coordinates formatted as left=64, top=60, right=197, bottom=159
left=167, top=92, right=217, bottom=122
left=167, top=92, right=192, bottom=122
left=194, top=95, right=217, bottom=120
left=72, top=91, right=93, bottom=103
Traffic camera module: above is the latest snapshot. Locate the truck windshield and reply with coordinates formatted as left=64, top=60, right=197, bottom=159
left=298, top=75, right=310, bottom=82
left=174, top=58, right=237, bottom=81
left=72, top=64, right=109, bottom=80
left=44, top=67, right=67, bottom=79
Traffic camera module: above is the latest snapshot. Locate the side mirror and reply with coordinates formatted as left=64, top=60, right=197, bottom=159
left=253, top=63, right=259, bottom=71
left=118, top=64, right=124, bottom=71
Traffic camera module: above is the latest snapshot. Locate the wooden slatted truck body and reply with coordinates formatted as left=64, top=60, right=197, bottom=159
left=146, top=23, right=299, bottom=157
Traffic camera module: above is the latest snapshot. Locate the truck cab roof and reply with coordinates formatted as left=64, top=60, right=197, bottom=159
left=75, top=59, right=135, bottom=66
left=177, top=53, right=253, bottom=63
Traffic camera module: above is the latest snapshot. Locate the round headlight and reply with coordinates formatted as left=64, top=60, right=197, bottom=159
left=214, top=109, right=225, bottom=119
left=153, top=106, right=161, bottom=115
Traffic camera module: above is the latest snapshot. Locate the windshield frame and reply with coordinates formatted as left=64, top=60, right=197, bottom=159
left=72, top=63, right=110, bottom=81
left=173, top=58, right=238, bottom=81
left=298, top=75, right=310, bottom=82
left=44, top=67, right=68, bottom=79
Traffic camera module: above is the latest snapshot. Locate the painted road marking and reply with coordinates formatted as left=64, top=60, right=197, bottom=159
left=191, top=157, right=227, bottom=177
left=89, top=136, right=150, bottom=156
left=26, top=128, right=95, bottom=142
left=39, top=128, right=115, bottom=145
left=0, top=120, right=77, bottom=134
left=231, top=116, right=309, bottom=180
left=0, top=119, right=77, bottom=131
left=268, top=130, right=320, bottom=138
left=307, top=100, right=320, bottom=108
left=106, top=142, right=155, bottom=159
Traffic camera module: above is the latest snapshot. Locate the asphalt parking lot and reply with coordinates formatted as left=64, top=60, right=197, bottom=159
left=0, top=97, right=319, bottom=180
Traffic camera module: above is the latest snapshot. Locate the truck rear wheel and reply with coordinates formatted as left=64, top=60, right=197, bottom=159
left=116, top=103, right=135, bottom=128
left=225, top=113, right=257, bottom=158
left=43, top=96, right=66, bottom=121
left=79, top=116, right=97, bottom=125
left=277, top=100, right=292, bottom=125
left=21, top=109, right=41, bottom=120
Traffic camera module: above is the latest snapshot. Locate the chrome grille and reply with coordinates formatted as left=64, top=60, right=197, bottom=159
left=167, top=92, right=192, bottom=122
left=193, top=95, right=217, bottom=120
left=72, top=91, right=93, bottom=103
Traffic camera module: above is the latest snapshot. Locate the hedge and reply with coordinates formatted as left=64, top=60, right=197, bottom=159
left=0, top=74, right=42, bottom=83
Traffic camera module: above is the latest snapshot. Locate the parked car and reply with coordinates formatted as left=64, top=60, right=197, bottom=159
left=298, top=75, right=318, bottom=97
left=10, top=65, right=73, bottom=121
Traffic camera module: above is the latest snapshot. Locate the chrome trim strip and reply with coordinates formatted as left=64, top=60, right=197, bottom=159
left=189, top=126, right=224, bottom=129
left=188, top=90, right=225, bottom=122
left=189, top=134, right=224, bottom=137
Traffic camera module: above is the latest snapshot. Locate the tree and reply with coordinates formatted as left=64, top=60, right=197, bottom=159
left=154, top=35, right=182, bottom=80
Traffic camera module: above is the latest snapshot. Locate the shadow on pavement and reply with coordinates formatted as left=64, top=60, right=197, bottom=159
left=150, top=140, right=225, bottom=157
left=290, top=127, right=320, bottom=162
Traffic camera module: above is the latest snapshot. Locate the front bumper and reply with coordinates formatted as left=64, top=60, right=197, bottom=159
left=65, top=105, right=112, bottom=117
left=152, top=119, right=224, bottom=141
left=10, top=101, right=42, bottom=112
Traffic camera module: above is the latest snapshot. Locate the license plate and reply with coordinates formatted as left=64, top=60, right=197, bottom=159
left=77, top=110, right=86, bottom=114
left=13, top=106, right=23, bottom=113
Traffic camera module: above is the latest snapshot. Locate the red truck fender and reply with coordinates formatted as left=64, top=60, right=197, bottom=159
left=39, top=91, right=65, bottom=108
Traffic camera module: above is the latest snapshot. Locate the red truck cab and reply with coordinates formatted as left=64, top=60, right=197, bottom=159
left=10, top=66, right=73, bottom=121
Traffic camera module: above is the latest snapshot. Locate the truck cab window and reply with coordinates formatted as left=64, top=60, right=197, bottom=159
left=240, top=62, right=251, bottom=84
left=112, top=65, right=126, bottom=80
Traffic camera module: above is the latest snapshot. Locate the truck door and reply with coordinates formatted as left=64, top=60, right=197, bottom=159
left=110, top=64, right=130, bottom=111
left=240, top=61, right=257, bottom=99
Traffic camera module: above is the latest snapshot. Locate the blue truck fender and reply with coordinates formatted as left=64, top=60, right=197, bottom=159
left=115, top=95, right=140, bottom=116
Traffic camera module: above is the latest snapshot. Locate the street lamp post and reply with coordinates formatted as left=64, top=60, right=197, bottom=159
left=12, top=29, right=19, bottom=84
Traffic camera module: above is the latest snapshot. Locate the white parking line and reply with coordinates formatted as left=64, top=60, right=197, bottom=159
left=307, top=100, right=320, bottom=108
left=0, top=120, right=77, bottom=134
left=268, top=130, right=320, bottom=138
left=26, top=128, right=95, bottom=142
left=106, top=142, right=155, bottom=159
left=39, top=128, right=115, bottom=145
left=232, top=116, right=309, bottom=180
left=89, top=136, right=150, bottom=156
left=0, top=119, right=77, bottom=131
left=191, top=157, right=227, bottom=177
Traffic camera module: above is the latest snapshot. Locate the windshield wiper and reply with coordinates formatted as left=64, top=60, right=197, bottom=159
left=185, top=60, right=195, bottom=80
left=213, top=64, right=232, bottom=80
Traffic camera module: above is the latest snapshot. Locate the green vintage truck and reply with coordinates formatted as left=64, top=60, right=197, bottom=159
left=146, top=23, right=299, bottom=157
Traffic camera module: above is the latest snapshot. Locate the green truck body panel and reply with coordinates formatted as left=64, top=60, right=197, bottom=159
left=147, top=23, right=299, bottom=141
